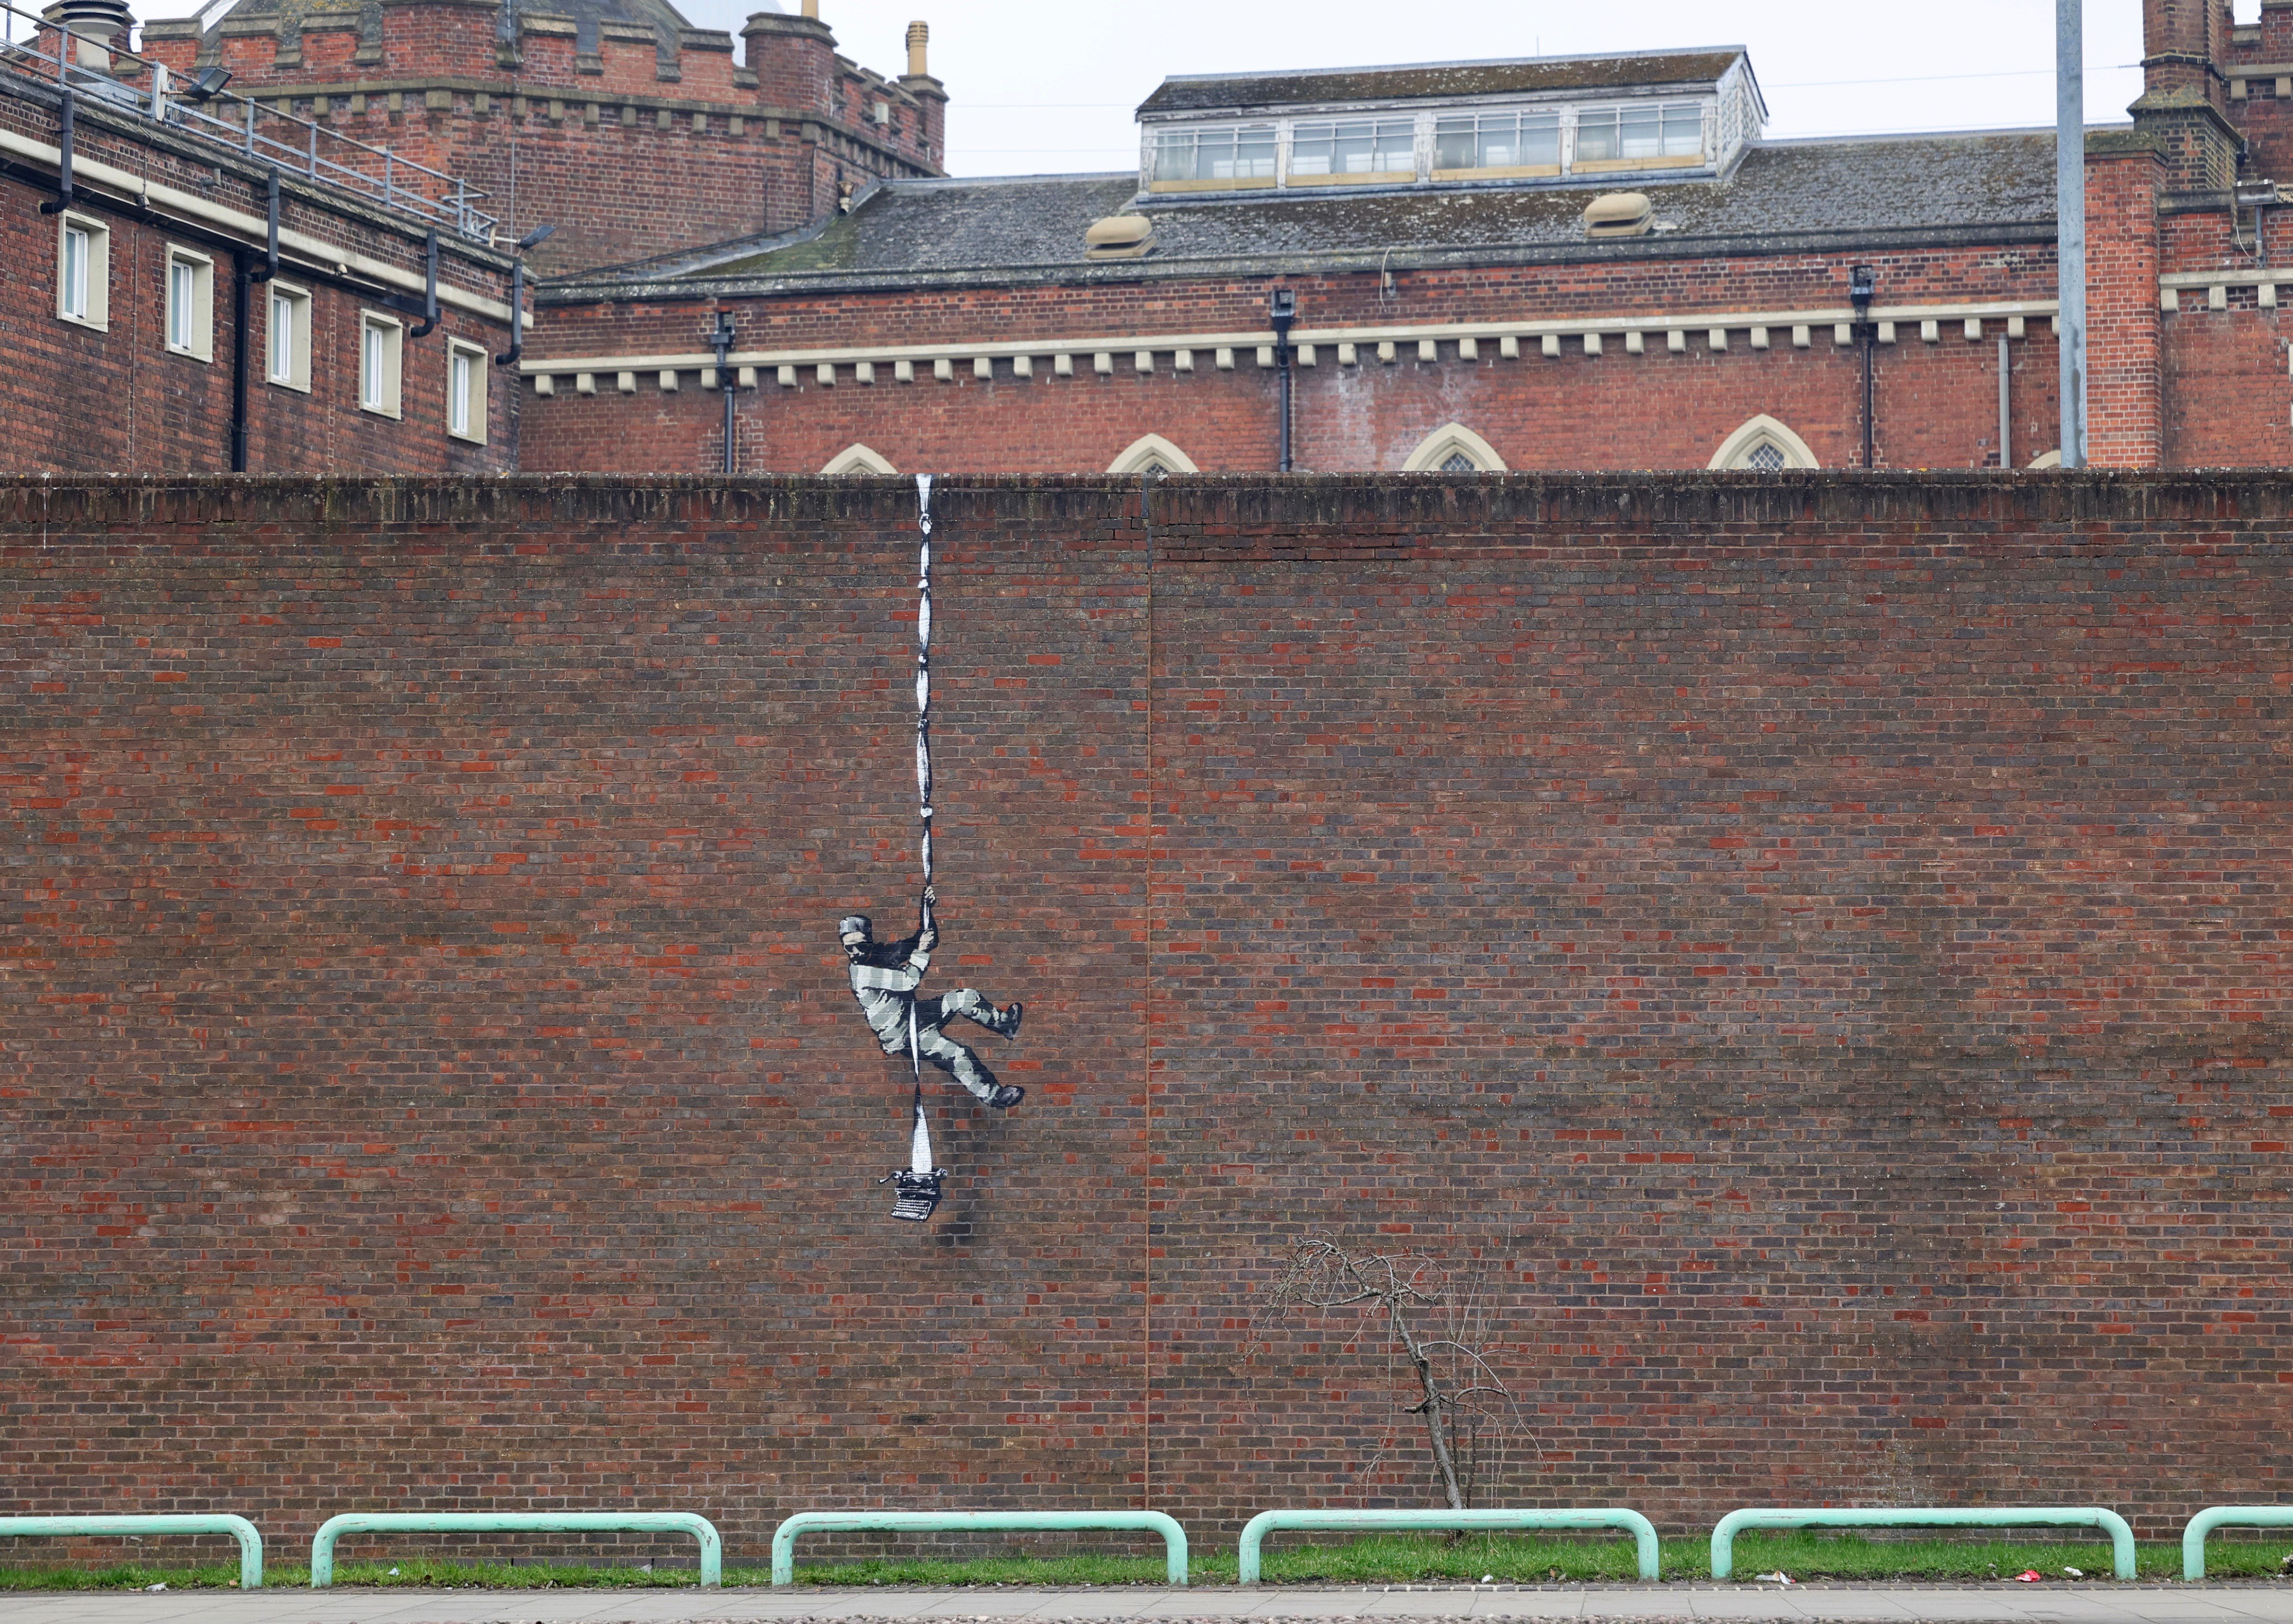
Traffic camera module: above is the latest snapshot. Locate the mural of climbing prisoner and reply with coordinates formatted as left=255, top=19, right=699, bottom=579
left=839, top=888, right=1025, bottom=1108
left=840, top=475, right=1029, bottom=1223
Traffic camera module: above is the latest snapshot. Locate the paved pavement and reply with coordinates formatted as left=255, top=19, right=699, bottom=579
left=5, top=1588, right=2292, bottom=1624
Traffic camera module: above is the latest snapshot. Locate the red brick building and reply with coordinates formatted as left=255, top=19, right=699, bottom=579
left=9, top=0, right=2293, bottom=476
left=136, top=0, right=948, bottom=276
left=2, top=0, right=519, bottom=471
left=507, top=1, right=2293, bottom=476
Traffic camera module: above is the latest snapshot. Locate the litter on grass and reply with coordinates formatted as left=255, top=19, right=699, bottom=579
left=2016, top=1570, right=2044, bottom=1583
left=2064, top=1567, right=2084, bottom=1578
left=1755, top=1571, right=1794, bottom=1585
left=1481, top=1574, right=1495, bottom=1584
left=145, top=1584, right=166, bottom=1592
left=387, top=1568, right=399, bottom=1576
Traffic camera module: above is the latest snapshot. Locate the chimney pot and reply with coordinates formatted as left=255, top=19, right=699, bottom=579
left=44, top=0, right=132, bottom=69
left=800, top=0, right=817, bottom=16
left=905, top=19, right=926, bottom=77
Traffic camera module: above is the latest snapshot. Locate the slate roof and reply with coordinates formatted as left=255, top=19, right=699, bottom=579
left=1137, top=49, right=1748, bottom=117
left=548, top=130, right=2061, bottom=302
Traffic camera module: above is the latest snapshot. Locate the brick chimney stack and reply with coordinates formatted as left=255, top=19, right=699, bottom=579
left=2133, top=0, right=2242, bottom=191
left=743, top=5, right=836, bottom=116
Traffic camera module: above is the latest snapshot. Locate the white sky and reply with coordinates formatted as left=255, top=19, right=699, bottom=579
left=125, top=0, right=2165, bottom=178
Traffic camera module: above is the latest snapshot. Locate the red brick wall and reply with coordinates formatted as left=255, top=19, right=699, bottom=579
left=526, top=251, right=2067, bottom=474
left=2086, top=148, right=2166, bottom=469
left=2162, top=301, right=2293, bottom=467
left=1, top=474, right=2289, bottom=1558
left=524, top=337, right=2062, bottom=477
left=0, top=160, right=514, bottom=474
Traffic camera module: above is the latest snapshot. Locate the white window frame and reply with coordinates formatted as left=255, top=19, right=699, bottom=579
left=1145, top=123, right=1278, bottom=192
left=1107, top=432, right=1199, bottom=474
left=163, top=244, right=215, bottom=362
left=1571, top=99, right=1709, bottom=173
left=1287, top=115, right=1419, bottom=185
left=359, top=310, right=404, bottom=419
left=1432, top=109, right=1562, bottom=180
left=1709, top=414, right=1819, bottom=470
left=445, top=337, right=487, bottom=443
left=1144, top=96, right=1722, bottom=195
left=56, top=211, right=109, bottom=329
left=1402, top=422, right=1508, bottom=472
left=265, top=280, right=312, bottom=392
left=821, top=442, right=898, bottom=474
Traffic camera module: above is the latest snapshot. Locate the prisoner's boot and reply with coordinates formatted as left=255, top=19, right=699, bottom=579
left=990, top=1000, right=1024, bottom=1038
left=986, top=1084, right=1025, bottom=1110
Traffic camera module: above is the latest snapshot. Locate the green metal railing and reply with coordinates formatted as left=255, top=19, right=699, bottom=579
left=0, top=1515, right=264, bottom=1589
left=309, top=1512, right=721, bottom=1587
left=2183, top=1506, right=2293, bottom=1580
left=1236, top=1507, right=1661, bottom=1584
left=1710, top=1506, right=2136, bottom=1580
left=770, top=1510, right=1189, bottom=1586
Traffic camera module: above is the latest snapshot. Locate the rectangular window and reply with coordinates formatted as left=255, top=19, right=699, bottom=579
left=446, top=338, right=486, bottom=443
left=1433, top=109, right=1561, bottom=177
left=1289, top=117, right=1416, bottom=182
left=56, top=213, right=109, bottom=329
left=163, top=245, right=214, bottom=361
left=1148, top=124, right=1276, bottom=189
left=266, top=281, right=312, bottom=392
left=1574, top=101, right=1705, bottom=168
left=359, top=311, right=403, bottom=418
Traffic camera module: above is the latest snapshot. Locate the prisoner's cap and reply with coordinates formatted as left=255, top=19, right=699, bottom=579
left=837, top=914, right=871, bottom=940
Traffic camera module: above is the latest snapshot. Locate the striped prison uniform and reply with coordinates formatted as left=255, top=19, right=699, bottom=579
left=845, top=929, right=1004, bottom=1101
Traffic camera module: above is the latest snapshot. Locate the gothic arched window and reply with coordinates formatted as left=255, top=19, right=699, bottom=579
left=1708, top=414, right=1819, bottom=470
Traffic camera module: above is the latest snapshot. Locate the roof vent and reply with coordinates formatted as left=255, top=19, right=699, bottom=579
left=1084, top=214, right=1155, bottom=261
left=1582, top=191, right=1654, bottom=239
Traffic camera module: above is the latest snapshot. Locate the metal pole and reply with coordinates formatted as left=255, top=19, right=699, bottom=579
left=1269, top=289, right=1296, bottom=472
left=1276, top=347, right=1292, bottom=472
left=231, top=251, right=249, bottom=472
left=1861, top=325, right=1874, bottom=469
left=2057, top=0, right=2087, bottom=467
left=1997, top=333, right=2011, bottom=468
left=711, top=311, right=735, bottom=474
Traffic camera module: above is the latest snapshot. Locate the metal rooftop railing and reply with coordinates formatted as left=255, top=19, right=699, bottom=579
left=0, top=0, right=499, bottom=242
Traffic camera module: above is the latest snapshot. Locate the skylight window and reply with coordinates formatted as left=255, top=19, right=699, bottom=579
left=1150, top=124, right=1277, bottom=188
left=1289, top=117, right=1416, bottom=182
left=1433, top=109, right=1561, bottom=176
left=1575, top=101, right=1704, bottom=165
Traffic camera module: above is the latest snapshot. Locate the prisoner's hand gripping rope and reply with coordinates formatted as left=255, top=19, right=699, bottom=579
left=888, top=473, right=947, bottom=1223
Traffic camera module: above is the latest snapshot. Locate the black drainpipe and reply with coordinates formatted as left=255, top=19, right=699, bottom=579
left=1850, top=263, right=1876, bottom=470
left=230, top=249, right=251, bottom=472
left=1269, top=288, right=1296, bottom=473
left=38, top=84, right=72, bottom=216
left=713, top=310, right=736, bottom=474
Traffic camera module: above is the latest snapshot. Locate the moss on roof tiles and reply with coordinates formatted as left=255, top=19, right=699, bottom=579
left=1136, top=52, right=1746, bottom=115
left=696, top=174, right=1140, bottom=278
left=656, top=132, right=2057, bottom=290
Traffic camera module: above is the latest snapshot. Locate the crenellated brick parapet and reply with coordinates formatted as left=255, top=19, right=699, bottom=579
left=138, top=0, right=945, bottom=271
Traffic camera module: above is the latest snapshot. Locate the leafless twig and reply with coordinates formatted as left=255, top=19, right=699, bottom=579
left=1251, top=1237, right=1530, bottom=1510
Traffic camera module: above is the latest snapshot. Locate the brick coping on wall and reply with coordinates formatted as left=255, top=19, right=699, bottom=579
left=9, top=470, right=2293, bottom=534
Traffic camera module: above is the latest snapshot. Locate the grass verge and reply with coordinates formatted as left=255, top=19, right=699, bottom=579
left=3, top=1532, right=2288, bottom=1590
